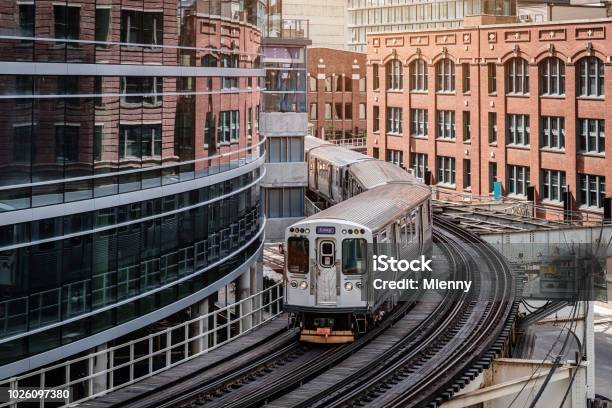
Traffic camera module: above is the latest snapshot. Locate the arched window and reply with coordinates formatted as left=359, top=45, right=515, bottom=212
left=386, top=60, right=403, bottom=90
left=539, top=57, right=565, bottom=96
left=436, top=59, right=455, bottom=92
left=506, top=57, right=529, bottom=95
left=577, top=56, right=604, bottom=97
left=409, top=59, right=428, bottom=91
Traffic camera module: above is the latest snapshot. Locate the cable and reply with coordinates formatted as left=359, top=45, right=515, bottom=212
left=507, top=301, right=578, bottom=408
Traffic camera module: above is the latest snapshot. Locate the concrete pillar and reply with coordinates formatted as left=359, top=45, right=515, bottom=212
left=585, top=300, right=595, bottom=401
left=190, top=298, right=209, bottom=355
left=236, top=268, right=253, bottom=331
left=92, top=344, right=108, bottom=395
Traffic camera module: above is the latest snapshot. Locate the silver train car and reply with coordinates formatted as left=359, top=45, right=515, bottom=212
left=305, top=136, right=414, bottom=205
left=285, top=163, right=432, bottom=343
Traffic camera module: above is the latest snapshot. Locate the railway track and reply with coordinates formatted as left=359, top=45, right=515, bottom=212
left=112, top=218, right=517, bottom=408
left=296, top=216, right=517, bottom=408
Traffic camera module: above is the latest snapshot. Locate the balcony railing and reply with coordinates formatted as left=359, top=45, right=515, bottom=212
left=267, top=19, right=309, bottom=40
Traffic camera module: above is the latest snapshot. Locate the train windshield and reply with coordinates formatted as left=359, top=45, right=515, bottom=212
left=287, top=237, right=309, bottom=274
left=342, top=238, right=367, bottom=275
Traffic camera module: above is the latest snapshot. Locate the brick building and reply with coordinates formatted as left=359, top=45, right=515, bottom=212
left=367, top=18, right=612, bottom=222
left=307, top=48, right=367, bottom=143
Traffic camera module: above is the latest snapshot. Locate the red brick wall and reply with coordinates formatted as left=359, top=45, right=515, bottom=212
left=307, top=48, right=367, bottom=140
left=367, top=20, right=612, bottom=221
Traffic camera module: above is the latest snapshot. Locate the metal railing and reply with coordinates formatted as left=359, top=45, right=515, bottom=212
left=266, top=19, right=309, bottom=40
left=328, top=138, right=367, bottom=149
left=432, top=187, right=608, bottom=227
left=0, top=283, right=284, bottom=408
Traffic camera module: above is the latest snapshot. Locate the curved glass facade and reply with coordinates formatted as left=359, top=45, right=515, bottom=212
left=0, top=0, right=266, bottom=370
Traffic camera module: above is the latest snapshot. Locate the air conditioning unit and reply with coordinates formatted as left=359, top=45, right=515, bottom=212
left=518, top=14, right=531, bottom=22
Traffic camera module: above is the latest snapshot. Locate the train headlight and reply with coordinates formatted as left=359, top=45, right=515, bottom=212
left=290, top=280, right=298, bottom=288
left=344, top=282, right=354, bottom=291
left=356, top=281, right=362, bottom=290
left=299, top=281, right=308, bottom=290
left=305, top=228, right=310, bottom=234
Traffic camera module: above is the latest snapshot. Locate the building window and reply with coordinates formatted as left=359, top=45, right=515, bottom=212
left=436, top=59, right=455, bottom=92
left=359, top=77, right=366, bottom=93
left=94, top=125, right=103, bottom=162
left=540, top=57, right=565, bottom=96
left=578, top=174, right=605, bottom=208
left=359, top=103, right=366, bottom=120
left=309, top=103, right=317, bottom=120
left=410, top=153, right=428, bottom=181
left=266, top=137, right=304, bottom=163
left=462, top=63, right=470, bottom=93
left=247, top=107, right=253, bottom=138
left=541, top=116, right=565, bottom=149
left=204, top=112, right=214, bottom=146
left=345, top=76, right=353, bottom=92
left=345, top=103, right=353, bottom=120
left=334, top=103, right=343, bottom=120
left=309, top=76, right=317, bottom=92
left=386, top=60, right=403, bottom=90
left=121, top=77, right=163, bottom=106
left=18, top=4, right=34, bottom=38
left=487, top=63, right=497, bottom=94
left=13, top=125, right=31, bottom=163
left=334, top=76, right=343, bottom=92
left=506, top=57, right=529, bottom=95
left=410, top=59, right=428, bottom=91
left=265, top=188, right=304, bottom=218
left=437, top=156, right=456, bottom=185
left=463, top=159, right=471, bottom=189
left=386, top=107, right=403, bottom=134
left=541, top=169, right=566, bottom=202
left=410, top=109, right=428, bottom=137
left=95, top=7, right=111, bottom=44
left=55, top=125, right=79, bottom=163
left=119, top=124, right=161, bottom=159
left=218, top=110, right=240, bottom=143
left=507, top=165, right=530, bottom=196
left=54, top=5, right=80, bottom=43
left=489, top=162, right=497, bottom=193
left=463, top=111, right=471, bottom=141
left=507, top=114, right=530, bottom=146
left=373, top=106, right=380, bottom=132
left=373, top=64, right=380, bottom=90
left=372, top=147, right=379, bottom=159
left=578, top=118, right=605, bottom=153
left=220, top=54, right=239, bottom=89
left=121, top=10, right=163, bottom=46
left=488, top=112, right=497, bottom=144
left=324, top=76, right=332, bottom=92
left=436, top=110, right=455, bottom=139
left=325, top=103, right=332, bottom=120
left=577, top=57, right=604, bottom=97
left=386, top=149, right=403, bottom=167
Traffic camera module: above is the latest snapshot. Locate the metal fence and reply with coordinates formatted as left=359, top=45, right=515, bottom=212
left=0, top=283, right=284, bottom=407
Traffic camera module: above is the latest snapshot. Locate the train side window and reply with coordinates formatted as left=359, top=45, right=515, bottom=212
left=342, top=238, right=367, bottom=275
left=399, top=217, right=410, bottom=247
left=287, top=237, right=309, bottom=274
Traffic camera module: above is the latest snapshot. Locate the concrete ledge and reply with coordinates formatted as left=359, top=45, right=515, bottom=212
left=260, top=112, right=308, bottom=136
left=262, top=162, right=307, bottom=187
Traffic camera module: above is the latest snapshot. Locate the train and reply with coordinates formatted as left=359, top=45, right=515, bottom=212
left=284, top=137, right=433, bottom=343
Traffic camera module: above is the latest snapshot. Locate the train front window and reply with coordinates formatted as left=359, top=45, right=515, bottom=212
left=287, top=237, right=309, bottom=274
left=342, top=238, right=367, bottom=275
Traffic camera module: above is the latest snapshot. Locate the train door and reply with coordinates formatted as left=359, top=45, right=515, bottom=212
left=313, top=158, right=319, bottom=191
left=316, top=239, right=337, bottom=305
left=328, top=164, right=334, bottom=199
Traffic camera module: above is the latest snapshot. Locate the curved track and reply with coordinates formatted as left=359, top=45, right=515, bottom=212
left=111, top=218, right=518, bottom=408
